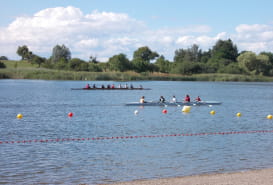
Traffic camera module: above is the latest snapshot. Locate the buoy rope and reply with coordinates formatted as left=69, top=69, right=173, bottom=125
left=1, top=130, right=273, bottom=145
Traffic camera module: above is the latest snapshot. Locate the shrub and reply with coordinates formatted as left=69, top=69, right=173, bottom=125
left=0, top=61, right=6, bottom=68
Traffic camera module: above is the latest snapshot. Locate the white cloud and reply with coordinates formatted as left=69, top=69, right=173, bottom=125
left=76, top=39, right=99, bottom=49
left=235, top=24, right=270, bottom=33
left=234, top=24, right=273, bottom=52
left=239, top=42, right=268, bottom=52
left=176, top=36, right=194, bottom=45
left=176, top=32, right=228, bottom=49
left=1, top=6, right=273, bottom=61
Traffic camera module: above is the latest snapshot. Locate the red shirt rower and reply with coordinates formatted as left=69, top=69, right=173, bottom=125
left=184, top=94, right=190, bottom=102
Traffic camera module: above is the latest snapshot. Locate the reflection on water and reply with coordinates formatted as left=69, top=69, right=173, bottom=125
left=0, top=80, right=273, bottom=184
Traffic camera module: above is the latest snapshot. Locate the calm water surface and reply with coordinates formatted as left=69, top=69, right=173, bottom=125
left=0, top=80, right=273, bottom=184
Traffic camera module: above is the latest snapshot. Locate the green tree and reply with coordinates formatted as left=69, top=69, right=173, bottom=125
left=98, top=63, right=109, bottom=72
left=30, top=55, right=46, bottom=67
left=256, top=54, right=272, bottom=75
left=204, top=61, right=219, bottom=73
left=260, top=52, right=273, bottom=64
left=89, top=56, right=99, bottom=63
left=238, top=51, right=273, bottom=75
left=174, top=44, right=202, bottom=63
left=51, top=44, right=71, bottom=63
left=131, top=46, right=159, bottom=72
left=88, top=63, right=102, bottom=72
left=17, top=45, right=31, bottom=60
left=131, top=58, right=149, bottom=73
left=171, top=61, right=202, bottom=74
left=0, top=56, right=8, bottom=60
left=210, top=39, right=238, bottom=63
left=133, top=46, right=159, bottom=61
left=173, top=44, right=205, bottom=74
left=42, top=60, right=54, bottom=69
left=0, top=61, right=6, bottom=68
left=108, top=53, right=131, bottom=72
left=154, top=55, right=171, bottom=73
left=80, top=62, right=89, bottom=71
left=260, top=52, right=273, bottom=75
left=69, top=58, right=86, bottom=71
left=217, top=63, right=242, bottom=74
left=200, top=50, right=211, bottom=63
left=174, top=48, right=187, bottom=63
left=237, top=51, right=258, bottom=74
left=55, top=58, right=68, bottom=70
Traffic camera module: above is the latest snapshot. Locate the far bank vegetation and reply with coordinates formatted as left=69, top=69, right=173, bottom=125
left=1, top=39, right=273, bottom=81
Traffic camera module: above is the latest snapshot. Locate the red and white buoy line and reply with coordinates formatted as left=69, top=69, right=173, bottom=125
left=1, top=130, right=273, bottom=145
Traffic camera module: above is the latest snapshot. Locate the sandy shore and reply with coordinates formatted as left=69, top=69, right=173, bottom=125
left=102, top=168, right=273, bottom=185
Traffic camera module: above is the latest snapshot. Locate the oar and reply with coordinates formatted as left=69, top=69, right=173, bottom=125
left=174, top=102, right=181, bottom=107
left=159, top=101, right=168, bottom=107
left=163, top=102, right=168, bottom=107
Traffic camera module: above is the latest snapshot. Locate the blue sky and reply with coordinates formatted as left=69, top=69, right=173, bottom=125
left=1, top=0, right=273, bottom=61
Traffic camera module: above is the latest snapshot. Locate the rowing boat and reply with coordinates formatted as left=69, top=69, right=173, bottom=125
left=125, top=101, right=222, bottom=106
left=71, top=87, right=151, bottom=90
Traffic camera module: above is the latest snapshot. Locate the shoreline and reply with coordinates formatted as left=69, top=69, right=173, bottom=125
left=103, top=168, right=273, bottom=185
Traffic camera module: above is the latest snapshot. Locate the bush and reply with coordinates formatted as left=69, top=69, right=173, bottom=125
left=0, top=56, right=8, bottom=60
left=89, top=63, right=102, bottom=72
left=0, top=61, right=6, bottom=68
left=217, top=63, right=242, bottom=74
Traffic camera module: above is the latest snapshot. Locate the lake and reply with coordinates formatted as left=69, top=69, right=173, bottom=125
left=0, top=80, right=273, bottom=184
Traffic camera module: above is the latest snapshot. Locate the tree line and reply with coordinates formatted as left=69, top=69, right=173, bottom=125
left=1, top=39, right=273, bottom=76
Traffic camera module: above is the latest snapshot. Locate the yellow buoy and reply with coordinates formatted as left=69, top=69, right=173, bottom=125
left=236, top=112, right=242, bottom=117
left=17, top=113, right=23, bottom=119
left=267, top=114, right=273, bottom=119
left=210, top=110, right=215, bottom=115
left=182, top=106, right=191, bottom=113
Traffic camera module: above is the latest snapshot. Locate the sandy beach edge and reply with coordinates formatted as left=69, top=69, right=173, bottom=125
left=100, top=168, right=273, bottom=185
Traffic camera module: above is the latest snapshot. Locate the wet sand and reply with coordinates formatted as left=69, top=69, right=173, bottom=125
left=103, top=168, right=273, bottom=185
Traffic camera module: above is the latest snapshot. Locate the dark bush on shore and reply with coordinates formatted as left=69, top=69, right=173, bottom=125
left=0, top=61, right=6, bottom=68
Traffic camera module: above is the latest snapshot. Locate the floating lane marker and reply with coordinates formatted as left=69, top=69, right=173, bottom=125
left=68, top=112, right=74, bottom=117
left=210, top=110, right=216, bottom=115
left=16, top=113, right=23, bottom=119
left=1, top=130, right=273, bottom=145
left=236, top=112, right=242, bottom=117
left=182, top=106, right=191, bottom=113
left=162, top=109, right=168, bottom=114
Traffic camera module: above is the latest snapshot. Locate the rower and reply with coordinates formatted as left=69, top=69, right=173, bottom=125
left=171, top=95, right=177, bottom=103
left=195, top=96, right=201, bottom=102
left=159, top=96, right=166, bottom=103
left=85, top=84, right=90, bottom=89
left=140, top=96, right=146, bottom=103
left=184, top=94, right=190, bottom=102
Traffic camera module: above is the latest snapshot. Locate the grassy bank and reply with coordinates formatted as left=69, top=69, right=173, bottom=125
left=1, top=60, right=273, bottom=81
